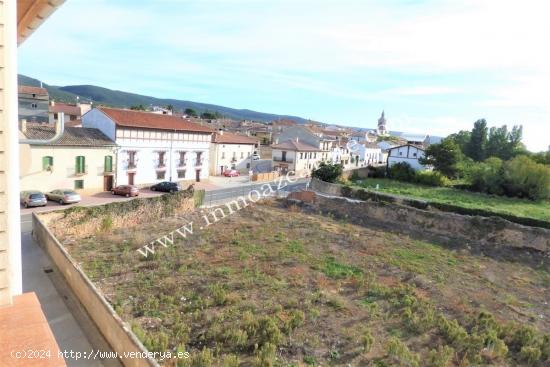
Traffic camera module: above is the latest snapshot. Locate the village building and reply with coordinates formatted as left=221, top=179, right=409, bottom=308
left=387, top=144, right=427, bottom=170
left=271, top=138, right=323, bottom=175
left=82, top=107, right=213, bottom=186
left=209, top=130, right=258, bottom=175
left=18, top=85, right=49, bottom=123
left=20, top=123, right=117, bottom=193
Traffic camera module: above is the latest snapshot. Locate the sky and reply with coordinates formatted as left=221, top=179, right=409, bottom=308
left=18, top=0, right=550, bottom=151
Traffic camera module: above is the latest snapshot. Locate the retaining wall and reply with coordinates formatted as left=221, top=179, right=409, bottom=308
left=33, top=213, right=159, bottom=367
left=300, top=191, right=550, bottom=253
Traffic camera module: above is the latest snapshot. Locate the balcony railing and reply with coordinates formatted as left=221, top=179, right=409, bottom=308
left=74, top=165, right=88, bottom=176
left=195, top=158, right=204, bottom=167
left=177, top=159, right=187, bottom=167
left=127, top=162, right=137, bottom=170
left=273, top=157, right=293, bottom=163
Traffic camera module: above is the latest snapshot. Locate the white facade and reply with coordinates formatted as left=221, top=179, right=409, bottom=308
left=82, top=108, right=212, bottom=186
left=387, top=144, right=427, bottom=170
left=209, top=143, right=255, bottom=175
left=272, top=148, right=323, bottom=176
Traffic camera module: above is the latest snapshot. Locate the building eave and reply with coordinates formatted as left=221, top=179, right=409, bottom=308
left=17, top=0, right=66, bottom=45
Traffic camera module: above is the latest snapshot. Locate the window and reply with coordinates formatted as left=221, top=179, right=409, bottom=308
left=31, top=103, right=38, bottom=109
left=247, top=152, right=251, bottom=157
left=300, top=153, right=303, bottom=159
left=177, top=170, right=186, bottom=179
left=413, top=152, right=417, bottom=157
left=75, top=156, right=85, bottom=174
left=399, top=151, right=403, bottom=156
left=179, top=151, right=186, bottom=166
left=158, top=151, right=166, bottom=168
left=104, top=156, right=113, bottom=172
left=42, top=156, right=53, bottom=171
left=74, top=180, right=84, bottom=189
left=221, top=152, right=225, bottom=159
left=314, top=153, right=317, bottom=159
left=157, top=171, right=166, bottom=180
left=128, top=151, right=136, bottom=168
left=240, top=152, right=244, bottom=159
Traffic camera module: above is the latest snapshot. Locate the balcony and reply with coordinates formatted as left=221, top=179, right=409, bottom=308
left=177, top=159, right=187, bottom=168
left=156, top=163, right=166, bottom=170
left=74, top=165, right=88, bottom=176
left=195, top=158, right=204, bottom=167
left=273, top=157, right=293, bottom=163
left=127, top=162, right=137, bottom=170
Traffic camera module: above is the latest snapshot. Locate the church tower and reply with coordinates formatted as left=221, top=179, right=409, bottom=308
left=377, top=110, right=388, bottom=136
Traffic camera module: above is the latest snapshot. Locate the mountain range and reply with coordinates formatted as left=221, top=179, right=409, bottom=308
left=17, top=74, right=310, bottom=124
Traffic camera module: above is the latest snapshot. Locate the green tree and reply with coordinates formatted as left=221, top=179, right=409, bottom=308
left=184, top=108, right=198, bottom=117
left=466, top=119, right=488, bottom=161
left=130, top=104, right=146, bottom=111
left=201, top=111, right=218, bottom=119
left=447, top=130, right=471, bottom=154
left=311, top=162, right=343, bottom=183
left=501, top=156, right=550, bottom=200
left=166, top=104, right=174, bottom=111
left=486, top=125, right=524, bottom=160
left=419, top=139, right=462, bottom=178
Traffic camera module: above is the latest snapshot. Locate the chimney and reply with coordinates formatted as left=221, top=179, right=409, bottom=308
left=21, top=119, right=27, bottom=134
left=218, top=128, right=224, bottom=136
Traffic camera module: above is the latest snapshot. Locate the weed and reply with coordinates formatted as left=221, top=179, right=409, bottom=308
left=322, top=256, right=363, bottom=279
left=223, top=354, right=240, bottom=367
left=426, top=345, right=454, bottom=367
left=191, top=348, right=214, bottom=367
left=254, top=343, right=277, bottom=367
left=361, top=329, right=375, bottom=353
left=386, top=337, right=419, bottom=367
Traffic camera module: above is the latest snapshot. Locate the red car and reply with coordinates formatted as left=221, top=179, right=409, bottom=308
left=111, top=185, right=139, bottom=197
left=223, top=169, right=240, bottom=177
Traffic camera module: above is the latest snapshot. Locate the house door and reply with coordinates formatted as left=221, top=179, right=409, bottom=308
left=103, top=175, right=113, bottom=191
left=195, top=169, right=201, bottom=182
left=282, top=151, right=287, bottom=162
left=128, top=172, right=135, bottom=185
left=220, top=165, right=224, bottom=175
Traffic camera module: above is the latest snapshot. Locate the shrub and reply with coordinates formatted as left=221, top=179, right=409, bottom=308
left=191, top=348, right=214, bottom=367
left=350, top=170, right=361, bottom=181
left=256, top=316, right=282, bottom=346
left=519, top=346, right=542, bottom=363
left=361, top=329, right=375, bottom=353
left=340, top=185, right=353, bottom=197
left=386, top=337, right=419, bottom=367
left=501, top=155, right=550, bottom=200
left=389, top=162, right=416, bottom=182
left=254, top=343, right=277, bottom=367
left=414, top=171, right=451, bottom=187
left=312, top=162, right=343, bottom=183
left=426, top=345, right=454, bottom=367
left=467, top=157, right=504, bottom=195
left=100, top=215, right=113, bottom=232
left=510, top=325, right=537, bottom=350
left=223, top=354, right=240, bottom=367
left=368, top=165, right=387, bottom=178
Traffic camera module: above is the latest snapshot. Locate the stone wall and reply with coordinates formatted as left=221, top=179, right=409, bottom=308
left=310, top=178, right=342, bottom=196
left=303, top=193, right=550, bottom=253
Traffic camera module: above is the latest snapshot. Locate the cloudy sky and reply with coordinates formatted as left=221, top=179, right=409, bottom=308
left=18, top=0, right=549, bottom=151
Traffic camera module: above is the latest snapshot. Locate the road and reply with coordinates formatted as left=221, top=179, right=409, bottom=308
left=20, top=178, right=309, bottom=231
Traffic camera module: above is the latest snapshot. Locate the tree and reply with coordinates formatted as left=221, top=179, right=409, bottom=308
left=165, top=104, right=174, bottom=111
left=485, top=125, right=524, bottom=161
left=419, top=139, right=462, bottom=178
left=311, top=162, right=343, bottom=183
left=501, top=156, right=550, bottom=200
left=201, top=111, right=219, bottom=120
left=184, top=108, right=198, bottom=117
left=466, top=119, right=488, bottom=161
left=447, top=130, right=471, bottom=154
left=130, top=104, right=146, bottom=111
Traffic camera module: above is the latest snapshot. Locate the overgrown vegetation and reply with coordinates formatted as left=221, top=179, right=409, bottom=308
left=60, top=202, right=549, bottom=366
left=311, top=162, right=343, bottom=183
left=351, top=177, right=550, bottom=222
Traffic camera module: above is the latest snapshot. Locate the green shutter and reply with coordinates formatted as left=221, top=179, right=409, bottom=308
left=76, top=156, right=85, bottom=174
left=42, top=156, right=53, bottom=170
left=104, top=156, right=113, bottom=172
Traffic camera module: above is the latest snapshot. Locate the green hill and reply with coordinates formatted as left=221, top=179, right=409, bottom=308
left=18, top=74, right=308, bottom=123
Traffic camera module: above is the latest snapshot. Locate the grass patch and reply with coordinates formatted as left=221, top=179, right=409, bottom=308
left=353, top=178, right=550, bottom=222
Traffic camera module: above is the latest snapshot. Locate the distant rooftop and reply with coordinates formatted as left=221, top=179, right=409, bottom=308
left=23, top=125, right=116, bottom=147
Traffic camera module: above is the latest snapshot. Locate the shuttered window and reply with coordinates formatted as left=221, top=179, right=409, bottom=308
left=104, top=156, right=113, bottom=172
left=42, top=156, right=53, bottom=170
left=75, top=156, right=85, bottom=174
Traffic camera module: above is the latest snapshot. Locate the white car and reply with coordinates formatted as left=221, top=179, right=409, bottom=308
left=252, top=153, right=261, bottom=160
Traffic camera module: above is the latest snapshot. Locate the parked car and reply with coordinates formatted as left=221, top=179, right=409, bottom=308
left=150, top=181, right=181, bottom=193
left=223, top=169, right=240, bottom=177
left=46, top=189, right=81, bottom=205
left=20, top=191, right=47, bottom=208
left=252, top=153, right=261, bottom=160
left=111, top=185, right=139, bottom=197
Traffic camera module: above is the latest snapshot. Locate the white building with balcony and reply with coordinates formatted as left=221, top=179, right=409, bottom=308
left=82, top=107, right=213, bottom=186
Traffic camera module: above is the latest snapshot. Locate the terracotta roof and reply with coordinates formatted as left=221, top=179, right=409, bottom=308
left=24, top=125, right=116, bottom=147
left=271, top=139, right=321, bottom=151
left=97, top=107, right=213, bottom=133
left=272, top=119, right=297, bottom=126
left=50, top=102, right=81, bottom=116
left=18, top=85, right=48, bottom=96
left=212, top=131, right=258, bottom=145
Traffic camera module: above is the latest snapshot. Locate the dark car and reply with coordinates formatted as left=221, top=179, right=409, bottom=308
left=150, top=181, right=181, bottom=193
left=111, top=185, right=139, bottom=197
left=20, top=191, right=47, bottom=208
